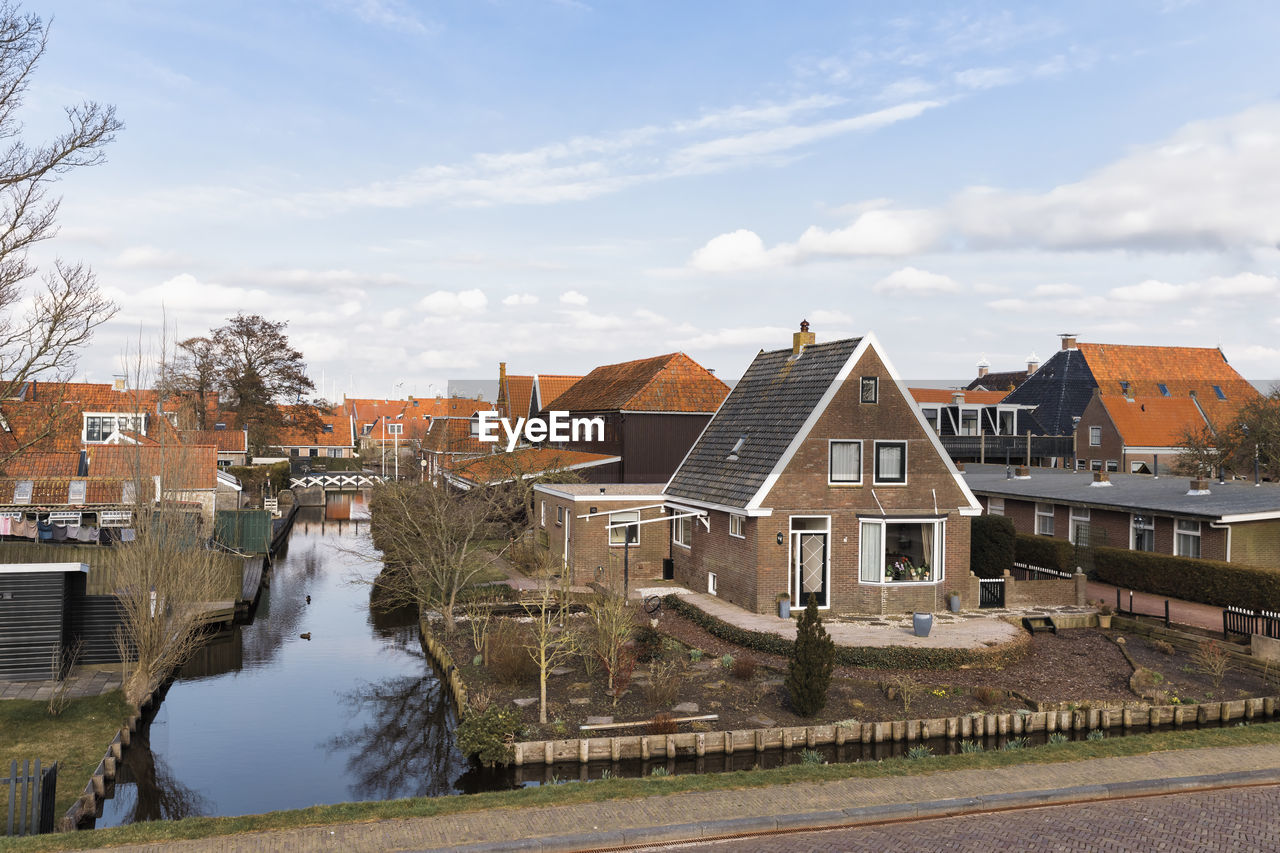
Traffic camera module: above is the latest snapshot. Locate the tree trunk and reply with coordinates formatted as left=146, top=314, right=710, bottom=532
left=539, top=653, right=549, bottom=724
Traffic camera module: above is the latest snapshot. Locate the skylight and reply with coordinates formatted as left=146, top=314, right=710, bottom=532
left=1157, top=383, right=1170, bottom=397
left=1213, top=385, right=1226, bottom=400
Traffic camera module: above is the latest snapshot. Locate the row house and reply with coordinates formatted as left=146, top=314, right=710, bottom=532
left=964, top=462, right=1280, bottom=568
left=266, top=409, right=357, bottom=460
left=543, top=352, right=729, bottom=483
left=663, top=323, right=981, bottom=615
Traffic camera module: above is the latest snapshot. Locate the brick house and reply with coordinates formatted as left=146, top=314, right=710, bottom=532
left=542, top=352, right=729, bottom=483
left=533, top=483, right=668, bottom=587
left=267, top=410, right=357, bottom=460
left=496, top=364, right=583, bottom=423
left=964, top=463, right=1280, bottom=567
left=663, top=323, right=981, bottom=615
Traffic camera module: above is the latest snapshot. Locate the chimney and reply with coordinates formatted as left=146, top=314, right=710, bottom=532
left=792, top=319, right=815, bottom=356
left=112, top=374, right=127, bottom=392
left=1026, top=351, right=1040, bottom=374
left=1188, top=478, right=1211, bottom=495
left=951, top=391, right=966, bottom=405
left=1091, top=470, right=1112, bottom=487
left=1060, top=333, right=1078, bottom=351
left=976, top=356, right=989, bottom=378
left=1014, top=465, right=1031, bottom=479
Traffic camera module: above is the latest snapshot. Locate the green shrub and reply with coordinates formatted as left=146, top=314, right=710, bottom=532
left=633, top=625, right=664, bottom=662
left=799, top=748, right=826, bottom=765
left=971, top=515, right=1016, bottom=578
left=650, top=765, right=669, bottom=777
left=786, top=599, right=835, bottom=717
left=719, top=654, right=734, bottom=670
left=1013, top=533, right=1075, bottom=574
left=662, top=594, right=1031, bottom=670
left=1002, top=737, right=1029, bottom=751
left=1047, top=732, right=1070, bottom=746
left=1086, top=729, right=1105, bottom=742
left=1090, top=545, right=1280, bottom=610
left=456, top=704, right=522, bottom=766
left=959, top=739, right=983, bottom=753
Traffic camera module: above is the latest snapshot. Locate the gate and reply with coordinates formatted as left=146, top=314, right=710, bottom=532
left=1223, top=606, right=1280, bottom=640
left=979, top=578, right=1006, bottom=608
left=2, top=760, right=56, bottom=836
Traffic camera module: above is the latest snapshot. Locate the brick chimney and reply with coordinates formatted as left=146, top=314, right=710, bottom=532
left=792, top=319, right=815, bottom=356
left=1026, top=351, right=1040, bottom=374
left=1188, top=478, right=1211, bottom=495
left=951, top=391, right=966, bottom=405
left=1091, top=470, right=1112, bottom=487
left=1060, top=333, right=1078, bottom=351
left=112, top=373, right=127, bottom=392
left=976, top=356, right=989, bottom=378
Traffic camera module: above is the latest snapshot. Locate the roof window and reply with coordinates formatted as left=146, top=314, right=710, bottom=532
left=323, top=423, right=335, bottom=433
left=1213, top=385, right=1226, bottom=400
left=1157, top=383, right=1170, bottom=397
left=1119, top=380, right=1130, bottom=396
left=727, top=435, right=746, bottom=461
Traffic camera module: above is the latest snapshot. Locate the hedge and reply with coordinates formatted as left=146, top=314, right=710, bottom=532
left=663, top=595, right=1030, bottom=671
left=1091, top=547, right=1280, bottom=612
left=971, top=515, right=1016, bottom=578
left=1013, top=533, right=1075, bottom=574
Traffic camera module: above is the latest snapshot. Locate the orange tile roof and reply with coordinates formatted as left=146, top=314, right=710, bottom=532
left=909, top=388, right=1009, bottom=405
left=423, top=417, right=490, bottom=456
left=272, top=409, right=355, bottom=448
left=0, top=476, right=125, bottom=505
left=2, top=452, right=83, bottom=478
left=86, top=444, right=218, bottom=490
left=535, top=375, right=582, bottom=409
left=447, top=448, right=620, bottom=485
left=179, top=429, right=248, bottom=453
left=546, top=353, right=728, bottom=414
left=1098, top=395, right=1209, bottom=448
left=504, top=375, right=534, bottom=420
left=1078, top=343, right=1256, bottom=393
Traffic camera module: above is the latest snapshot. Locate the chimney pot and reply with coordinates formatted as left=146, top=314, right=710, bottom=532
left=1188, top=478, right=1211, bottom=495
left=1014, top=465, right=1031, bottom=479
left=1026, top=352, right=1040, bottom=373
left=951, top=391, right=965, bottom=405
left=1091, top=470, right=1112, bottom=487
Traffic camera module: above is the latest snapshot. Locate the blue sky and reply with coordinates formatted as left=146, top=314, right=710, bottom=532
left=25, top=0, right=1280, bottom=399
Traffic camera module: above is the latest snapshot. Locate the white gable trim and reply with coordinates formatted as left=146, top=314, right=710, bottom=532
left=745, top=333, right=981, bottom=514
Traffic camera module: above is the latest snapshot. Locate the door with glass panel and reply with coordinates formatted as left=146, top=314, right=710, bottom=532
left=791, top=517, right=829, bottom=608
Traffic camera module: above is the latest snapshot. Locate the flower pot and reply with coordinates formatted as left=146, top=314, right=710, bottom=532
left=947, top=593, right=961, bottom=613
left=1097, top=614, right=1112, bottom=628
left=778, top=598, right=791, bottom=619
left=912, top=611, right=933, bottom=637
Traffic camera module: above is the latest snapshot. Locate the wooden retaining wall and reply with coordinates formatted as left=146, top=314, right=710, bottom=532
left=419, top=619, right=467, bottom=711
left=510, top=695, right=1280, bottom=765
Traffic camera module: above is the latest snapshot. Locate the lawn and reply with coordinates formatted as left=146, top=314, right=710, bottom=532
left=0, top=691, right=131, bottom=822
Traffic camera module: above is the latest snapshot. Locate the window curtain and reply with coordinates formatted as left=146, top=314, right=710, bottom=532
left=879, top=445, right=903, bottom=480
left=831, top=442, right=860, bottom=481
left=921, top=522, right=933, bottom=569
left=860, top=521, right=882, bottom=582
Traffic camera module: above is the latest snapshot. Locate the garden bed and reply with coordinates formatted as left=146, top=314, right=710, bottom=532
left=439, top=603, right=1199, bottom=742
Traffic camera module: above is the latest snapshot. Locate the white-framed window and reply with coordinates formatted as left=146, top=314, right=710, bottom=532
left=1090, top=459, right=1103, bottom=471
left=1131, top=514, right=1155, bottom=552
left=987, top=497, right=1004, bottom=516
left=13, top=480, right=32, bottom=504
left=920, top=407, right=939, bottom=430
left=608, top=510, right=639, bottom=546
left=327, top=448, right=342, bottom=458
left=707, top=572, right=717, bottom=595
left=828, top=440, right=862, bottom=485
left=873, top=441, right=907, bottom=484
left=673, top=513, right=692, bottom=548
left=859, top=518, right=943, bottom=584
left=1069, top=506, right=1090, bottom=545
left=1106, top=459, right=1119, bottom=472
left=540, top=500, right=546, bottom=528
left=960, top=410, right=979, bottom=436
left=997, top=409, right=1015, bottom=435
left=860, top=376, right=878, bottom=404
left=729, top=513, right=745, bottom=538
left=1035, top=503, right=1055, bottom=536
left=83, top=413, right=145, bottom=443
left=1089, top=426, right=1102, bottom=446
left=1175, top=519, right=1201, bottom=558
left=1076, top=458, right=1088, bottom=470
left=555, top=505, right=564, bottom=526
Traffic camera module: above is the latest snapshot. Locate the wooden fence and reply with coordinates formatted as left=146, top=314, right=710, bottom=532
left=2, top=759, right=56, bottom=836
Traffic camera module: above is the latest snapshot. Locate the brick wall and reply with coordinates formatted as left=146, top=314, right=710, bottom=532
left=1077, top=395, right=1121, bottom=471
left=538, top=492, right=669, bottom=586
left=671, top=508, right=761, bottom=610
left=1229, top=519, right=1280, bottom=568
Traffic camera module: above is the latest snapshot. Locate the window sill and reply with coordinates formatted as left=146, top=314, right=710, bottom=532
left=860, top=578, right=942, bottom=587
left=673, top=540, right=691, bottom=550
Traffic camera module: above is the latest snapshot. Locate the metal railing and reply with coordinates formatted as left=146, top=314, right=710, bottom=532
left=3, top=760, right=56, bottom=836
left=1115, top=589, right=1170, bottom=628
left=1223, top=605, right=1280, bottom=641
left=1011, top=561, right=1075, bottom=580
left=939, top=434, right=1075, bottom=460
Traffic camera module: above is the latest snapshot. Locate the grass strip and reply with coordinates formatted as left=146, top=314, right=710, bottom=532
left=3, top=720, right=1279, bottom=851
left=0, top=691, right=132, bottom=820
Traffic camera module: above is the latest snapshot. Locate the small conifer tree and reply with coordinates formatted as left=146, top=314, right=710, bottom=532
left=785, top=598, right=835, bottom=716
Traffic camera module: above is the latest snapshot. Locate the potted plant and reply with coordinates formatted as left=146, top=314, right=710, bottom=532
left=1094, top=599, right=1113, bottom=629
left=777, top=592, right=791, bottom=619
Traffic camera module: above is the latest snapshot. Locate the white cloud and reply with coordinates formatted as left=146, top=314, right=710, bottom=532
left=873, top=267, right=961, bottom=295
left=1109, top=272, right=1277, bottom=303
left=690, top=229, right=795, bottom=272
left=417, top=288, right=488, bottom=314
left=114, top=246, right=185, bottom=268
left=337, top=0, right=433, bottom=34
left=954, top=66, right=1017, bottom=90
left=1109, top=279, right=1192, bottom=303
left=559, top=290, right=589, bottom=305
left=1031, top=283, right=1081, bottom=297
left=417, top=349, right=477, bottom=369
left=503, top=293, right=539, bottom=306
left=670, top=325, right=794, bottom=350
left=1204, top=272, right=1278, bottom=297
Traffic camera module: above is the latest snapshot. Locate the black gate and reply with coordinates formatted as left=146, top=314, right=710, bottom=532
left=979, top=578, right=1005, bottom=608
left=3, top=759, right=56, bottom=836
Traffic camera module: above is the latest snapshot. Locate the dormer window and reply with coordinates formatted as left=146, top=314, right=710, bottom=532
left=1213, top=385, right=1226, bottom=400
left=1119, top=380, right=1130, bottom=396
left=214, top=422, right=226, bottom=430
left=68, top=480, right=86, bottom=504
left=13, top=480, right=32, bottom=504
left=323, top=423, right=334, bottom=434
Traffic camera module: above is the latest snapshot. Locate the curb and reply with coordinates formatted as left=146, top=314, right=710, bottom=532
left=432, top=767, right=1280, bottom=853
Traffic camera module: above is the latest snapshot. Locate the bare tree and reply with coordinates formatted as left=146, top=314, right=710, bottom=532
left=368, top=479, right=499, bottom=633
left=522, top=565, right=581, bottom=724
left=0, top=5, right=121, bottom=462
left=588, top=585, right=634, bottom=697
left=159, top=336, right=219, bottom=430
left=1176, top=389, right=1280, bottom=481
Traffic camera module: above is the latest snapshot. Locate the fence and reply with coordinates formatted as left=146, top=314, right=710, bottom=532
left=1115, top=589, right=1171, bottom=628
left=1223, top=606, right=1280, bottom=641
left=2, top=760, right=56, bottom=836
left=1011, top=562, right=1074, bottom=581
left=979, top=578, right=1005, bottom=608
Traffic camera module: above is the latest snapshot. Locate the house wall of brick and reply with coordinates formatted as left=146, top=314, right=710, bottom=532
left=673, top=345, right=977, bottom=615
left=1076, top=395, right=1122, bottom=472
left=1229, top=519, right=1280, bottom=568
left=537, top=491, right=668, bottom=586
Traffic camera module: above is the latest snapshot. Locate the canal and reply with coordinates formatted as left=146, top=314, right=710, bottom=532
left=96, top=501, right=477, bottom=826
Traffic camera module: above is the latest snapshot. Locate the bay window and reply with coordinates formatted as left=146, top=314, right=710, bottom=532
left=859, top=519, right=942, bottom=584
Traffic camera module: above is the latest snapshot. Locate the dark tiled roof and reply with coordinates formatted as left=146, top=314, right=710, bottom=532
left=1002, top=349, right=1097, bottom=435
left=966, top=370, right=1028, bottom=392
left=665, top=338, right=862, bottom=508
left=964, top=463, right=1280, bottom=520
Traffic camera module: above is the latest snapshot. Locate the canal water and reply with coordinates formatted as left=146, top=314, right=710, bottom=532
left=95, top=501, right=479, bottom=826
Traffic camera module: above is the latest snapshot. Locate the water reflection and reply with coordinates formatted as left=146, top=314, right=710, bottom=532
left=104, top=702, right=210, bottom=823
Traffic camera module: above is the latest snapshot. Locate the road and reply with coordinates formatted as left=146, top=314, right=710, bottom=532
left=631, top=783, right=1280, bottom=852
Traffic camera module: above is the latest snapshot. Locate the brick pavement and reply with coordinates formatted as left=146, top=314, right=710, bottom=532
left=648, top=784, right=1280, bottom=852
left=87, top=743, right=1280, bottom=853
left=0, top=665, right=121, bottom=701
left=1087, top=579, right=1222, bottom=632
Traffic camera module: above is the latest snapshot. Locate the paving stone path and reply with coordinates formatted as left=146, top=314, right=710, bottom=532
left=650, top=784, right=1280, bottom=852
left=0, top=666, right=120, bottom=701
left=86, top=743, right=1280, bottom=852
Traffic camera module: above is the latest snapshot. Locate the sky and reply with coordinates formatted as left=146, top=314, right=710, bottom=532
left=19, top=0, right=1280, bottom=400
